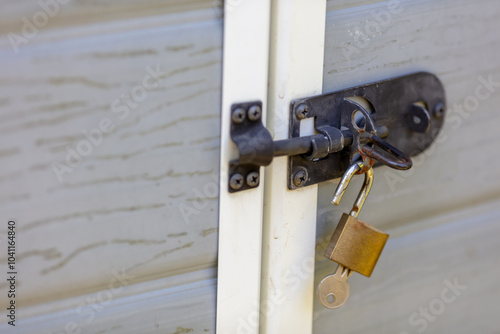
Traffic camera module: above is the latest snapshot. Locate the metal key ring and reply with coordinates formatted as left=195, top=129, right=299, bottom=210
left=360, top=134, right=413, bottom=170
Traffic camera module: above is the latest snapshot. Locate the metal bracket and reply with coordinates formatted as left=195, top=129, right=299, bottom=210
left=288, top=72, right=445, bottom=189
left=228, top=72, right=446, bottom=193
left=228, top=101, right=273, bottom=193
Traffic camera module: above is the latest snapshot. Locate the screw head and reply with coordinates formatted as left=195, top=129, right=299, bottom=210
left=232, top=108, right=246, bottom=124
left=229, top=173, right=244, bottom=190
left=248, top=105, right=262, bottom=121
left=433, top=102, right=445, bottom=118
left=296, top=104, right=309, bottom=120
left=407, top=103, right=431, bottom=133
left=246, top=172, right=260, bottom=187
left=293, top=169, right=308, bottom=187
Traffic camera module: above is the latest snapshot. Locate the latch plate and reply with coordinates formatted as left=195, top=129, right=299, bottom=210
left=288, top=72, right=446, bottom=189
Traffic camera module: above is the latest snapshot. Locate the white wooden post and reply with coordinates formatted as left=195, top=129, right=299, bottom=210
left=260, top=1, right=327, bottom=333
left=217, top=1, right=271, bottom=334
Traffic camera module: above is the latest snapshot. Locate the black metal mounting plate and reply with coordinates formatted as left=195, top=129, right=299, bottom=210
left=288, top=72, right=446, bottom=189
left=228, top=101, right=273, bottom=193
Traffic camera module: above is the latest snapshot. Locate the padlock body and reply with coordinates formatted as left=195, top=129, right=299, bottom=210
left=324, top=213, right=389, bottom=277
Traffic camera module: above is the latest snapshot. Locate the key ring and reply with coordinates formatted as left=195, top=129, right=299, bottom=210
left=342, top=99, right=412, bottom=173
left=360, top=134, right=412, bottom=170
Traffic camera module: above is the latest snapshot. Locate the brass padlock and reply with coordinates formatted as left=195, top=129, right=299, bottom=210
left=324, top=162, right=389, bottom=277
left=324, top=213, right=388, bottom=277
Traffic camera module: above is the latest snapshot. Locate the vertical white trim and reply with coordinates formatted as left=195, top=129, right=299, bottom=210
left=260, top=1, right=327, bottom=333
left=217, top=1, right=271, bottom=334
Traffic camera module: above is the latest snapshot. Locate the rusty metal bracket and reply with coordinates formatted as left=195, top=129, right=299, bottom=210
left=228, top=72, right=446, bottom=193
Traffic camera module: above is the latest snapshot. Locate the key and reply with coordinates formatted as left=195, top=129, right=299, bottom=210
left=318, top=265, right=352, bottom=309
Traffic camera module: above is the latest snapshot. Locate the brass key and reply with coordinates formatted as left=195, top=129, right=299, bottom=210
left=318, top=162, right=389, bottom=309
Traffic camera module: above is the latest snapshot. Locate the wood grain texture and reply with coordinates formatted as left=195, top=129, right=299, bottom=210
left=0, top=0, right=217, bottom=35
left=314, top=200, right=500, bottom=333
left=0, top=6, right=222, bottom=311
left=315, top=0, right=500, bottom=332
left=0, top=268, right=217, bottom=333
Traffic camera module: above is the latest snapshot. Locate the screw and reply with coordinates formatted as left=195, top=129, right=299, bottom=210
left=293, top=169, right=308, bottom=187
left=246, top=172, right=260, bottom=187
left=296, top=104, right=309, bottom=119
left=248, top=105, right=261, bottom=121
left=407, top=103, right=431, bottom=133
left=229, top=173, right=244, bottom=190
left=433, top=102, right=445, bottom=118
left=232, top=108, right=246, bottom=124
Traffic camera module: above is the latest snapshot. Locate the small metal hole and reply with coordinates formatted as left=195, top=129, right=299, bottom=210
left=352, top=110, right=366, bottom=131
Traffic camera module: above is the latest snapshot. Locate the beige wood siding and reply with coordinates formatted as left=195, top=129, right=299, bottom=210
left=0, top=3, right=221, bottom=331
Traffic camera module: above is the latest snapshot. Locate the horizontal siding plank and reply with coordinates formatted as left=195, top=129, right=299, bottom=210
left=0, top=269, right=217, bottom=333
left=0, top=0, right=217, bottom=35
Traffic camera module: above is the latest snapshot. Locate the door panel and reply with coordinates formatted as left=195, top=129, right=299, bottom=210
left=314, top=0, right=500, bottom=332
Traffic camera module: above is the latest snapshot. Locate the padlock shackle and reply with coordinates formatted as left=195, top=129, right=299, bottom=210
left=331, top=162, right=374, bottom=218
